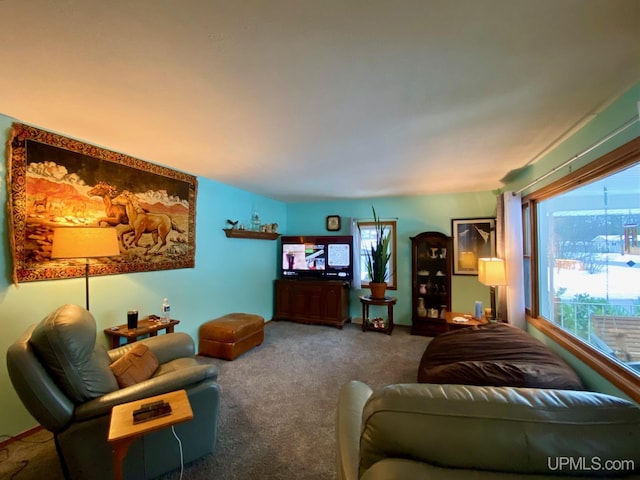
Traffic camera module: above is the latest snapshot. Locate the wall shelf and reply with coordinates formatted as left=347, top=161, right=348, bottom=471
left=222, top=228, right=280, bottom=240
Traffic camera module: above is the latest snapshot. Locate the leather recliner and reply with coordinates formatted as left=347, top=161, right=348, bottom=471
left=337, top=381, right=640, bottom=480
left=7, top=304, right=221, bottom=480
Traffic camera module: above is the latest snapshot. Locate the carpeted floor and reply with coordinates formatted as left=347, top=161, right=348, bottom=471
left=1, top=320, right=430, bottom=480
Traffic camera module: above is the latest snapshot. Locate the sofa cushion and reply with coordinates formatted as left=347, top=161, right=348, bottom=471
left=110, top=342, right=159, bottom=388
left=30, top=304, right=118, bottom=402
left=418, top=323, right=584, bottom=390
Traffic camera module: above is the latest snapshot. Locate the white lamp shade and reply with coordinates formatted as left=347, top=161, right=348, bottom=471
left=51, top=227, right=120, bottom=259
left=478, top=257, right=506, bottom=287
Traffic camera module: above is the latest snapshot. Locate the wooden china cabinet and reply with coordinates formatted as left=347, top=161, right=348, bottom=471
left=410, top=231, right=452, bottom=336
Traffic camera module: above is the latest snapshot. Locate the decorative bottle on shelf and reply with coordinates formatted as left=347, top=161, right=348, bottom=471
left=417, top=298, right=427, bottom=317
left=251, top=206, right=260, bottom=231
left=161, top=298, right=171, bottom=324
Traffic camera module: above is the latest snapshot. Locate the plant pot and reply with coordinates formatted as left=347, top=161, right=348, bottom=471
left=369, top=282, right=387, bottom=299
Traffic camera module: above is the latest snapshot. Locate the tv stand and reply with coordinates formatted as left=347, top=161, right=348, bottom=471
left=273, top=279, right=351, bottom=329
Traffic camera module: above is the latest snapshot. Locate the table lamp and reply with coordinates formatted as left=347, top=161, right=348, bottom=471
left=51, top=227, right=121, bottom=310
left=477, top=257, right=506, bottom=322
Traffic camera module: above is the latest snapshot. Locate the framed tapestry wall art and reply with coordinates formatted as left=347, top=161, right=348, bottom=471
left=6, top=123, right=197, bottom=283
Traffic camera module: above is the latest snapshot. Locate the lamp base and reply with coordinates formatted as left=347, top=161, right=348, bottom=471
left=84, top=261, right=90, bottom=311
left=489, top=285, right=497, bottom=323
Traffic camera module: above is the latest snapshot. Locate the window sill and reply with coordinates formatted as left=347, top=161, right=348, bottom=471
left=528, top=315, right=640, bottom=403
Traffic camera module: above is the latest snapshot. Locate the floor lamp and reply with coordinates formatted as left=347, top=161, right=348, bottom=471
left=478, top=257, right=506, bottom=322
left=51, top=227, right=121, bottom=310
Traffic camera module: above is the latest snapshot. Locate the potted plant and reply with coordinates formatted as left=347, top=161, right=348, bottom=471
left=364, top=206, right=391, bottom=299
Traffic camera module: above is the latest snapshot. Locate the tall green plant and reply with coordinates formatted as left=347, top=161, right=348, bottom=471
left=364, top=206, right=391, bottom=283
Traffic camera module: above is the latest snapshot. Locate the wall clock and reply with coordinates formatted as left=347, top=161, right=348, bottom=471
left=326, top=215, right=341, bottom=231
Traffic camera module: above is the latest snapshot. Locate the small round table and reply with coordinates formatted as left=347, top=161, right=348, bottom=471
left=360, top=295, right=397, bottom=335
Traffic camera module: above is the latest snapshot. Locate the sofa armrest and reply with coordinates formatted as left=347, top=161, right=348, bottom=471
left=74, top=363, right=218, bottom=422
left=337, top=381, right=374, bottom=480
left=108, top=332, right=195, bottom=364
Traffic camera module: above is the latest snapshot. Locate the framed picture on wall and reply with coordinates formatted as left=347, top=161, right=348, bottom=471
left=451, top=218, right=496, bottom=275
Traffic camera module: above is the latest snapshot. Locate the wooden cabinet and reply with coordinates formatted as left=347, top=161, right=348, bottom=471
left=410, top=231, right=452, bottom=336
left=274, top=279, right=351, bottom=328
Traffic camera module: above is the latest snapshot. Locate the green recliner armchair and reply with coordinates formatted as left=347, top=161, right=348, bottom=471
left=7, top=304, right=221, bottom=480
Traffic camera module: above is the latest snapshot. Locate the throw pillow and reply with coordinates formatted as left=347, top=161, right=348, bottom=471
left=110, top=342, right=160, bottom=388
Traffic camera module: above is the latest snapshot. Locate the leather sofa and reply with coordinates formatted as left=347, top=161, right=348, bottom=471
left=7, top=304, right=221, bottom=480
left=337, top=381, right=640, bottom=480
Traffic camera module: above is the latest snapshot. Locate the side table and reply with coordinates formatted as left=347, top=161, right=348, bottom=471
left=104, top=318, right=180, bottom=349
left=360, top=295, right=397, bottom=335
left=445, top=311, right=487, bottom=331
left=108, top=389, right=193, bottom=480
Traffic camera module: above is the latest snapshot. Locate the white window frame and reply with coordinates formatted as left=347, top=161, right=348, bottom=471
left=357, top=220, right=397, bottom=289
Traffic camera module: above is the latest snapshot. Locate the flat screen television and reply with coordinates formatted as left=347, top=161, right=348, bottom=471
left=280, top=235, right=354, bottom=280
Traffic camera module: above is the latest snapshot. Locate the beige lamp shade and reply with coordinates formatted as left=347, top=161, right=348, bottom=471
left=50, top=227, right=120, bottom=311
left=477, top=257, right=506, bottom=287
left=51, top=227, right=120, bottom=259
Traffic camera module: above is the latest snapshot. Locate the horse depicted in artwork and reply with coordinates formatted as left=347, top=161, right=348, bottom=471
left=32, top=195, right=48, bottom=213
left=112, top=191, right=184, bottom=253
left=87, top=182, right=129, bottom=227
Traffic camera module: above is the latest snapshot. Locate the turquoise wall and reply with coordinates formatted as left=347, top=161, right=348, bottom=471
left=0, top=114, right=287, bottom=436
left=285, top=194, right=496, bottom=324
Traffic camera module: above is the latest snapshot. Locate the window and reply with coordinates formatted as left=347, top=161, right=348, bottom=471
left=524, top=138, right=640, bottom=400
left=357, top=220, right=397, bottom=289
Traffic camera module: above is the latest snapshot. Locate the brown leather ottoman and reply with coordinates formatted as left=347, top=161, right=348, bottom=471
left=198, top=313, right=264, bottom=360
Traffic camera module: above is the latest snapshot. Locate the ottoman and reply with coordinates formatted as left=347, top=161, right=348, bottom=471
left=199, top=313, right=264, bottom=360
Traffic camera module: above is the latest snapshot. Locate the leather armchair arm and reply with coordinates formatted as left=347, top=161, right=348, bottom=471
left=74, top=363, right=218, bottom=422
left=336, top=380, right=373, bottom=480
left=108, top=332, right=195, bottom=364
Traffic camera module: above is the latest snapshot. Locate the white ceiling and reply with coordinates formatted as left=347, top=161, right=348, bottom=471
left=1, top=0, right=639, bottom=202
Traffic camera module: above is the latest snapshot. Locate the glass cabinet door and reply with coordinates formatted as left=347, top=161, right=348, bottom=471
left=411, top=231, right=452, bottom=336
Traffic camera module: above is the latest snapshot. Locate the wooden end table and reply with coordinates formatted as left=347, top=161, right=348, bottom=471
left=104, top=318, right=180, bottom=349
left=445, top=311, right=487, bottom=330
left=360, top=295, right=397, bottom=335
left=108, top=389, right=193, bottom=480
